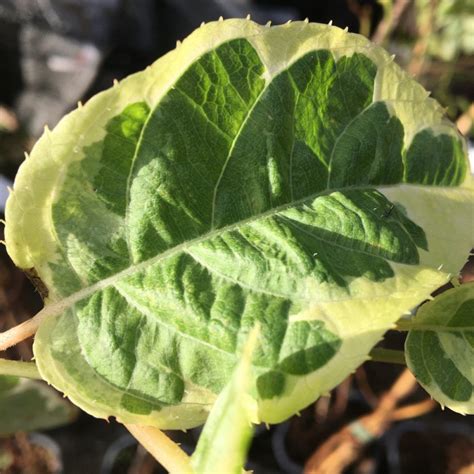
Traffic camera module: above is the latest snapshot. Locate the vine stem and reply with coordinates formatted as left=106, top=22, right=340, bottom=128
left=371, top=0, right=410, bottom=44
left=125, top=424, right=192, bottom=474
left=0, top=317, right=40, bottom=351
left=369, top=348, right=406, bottom=365
left=0, top=303, right=59, bottom=351
left=0, top=358, right=41, bottom=379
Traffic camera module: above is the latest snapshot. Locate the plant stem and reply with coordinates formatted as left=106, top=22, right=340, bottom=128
left=126, top=424, right=192, bottom=474
left=408, top=0, right=437, bottom=77
left=372, top=0, right=410, bottom=45
left=0, top=302, right=59, bottom=351
left=369, top=348, right=406, bottom=365
left=0, top=358, right=42, bottom=379
left=0, top=318, right=39, bottom=351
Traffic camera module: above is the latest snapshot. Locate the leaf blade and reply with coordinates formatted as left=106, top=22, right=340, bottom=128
left=405, top=283, right=474, bottom=414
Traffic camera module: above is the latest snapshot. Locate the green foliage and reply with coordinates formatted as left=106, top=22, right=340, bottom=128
left=405, top=283, right=474, bottom=414
left=0, top=375, right=77, bottom=435
left=191, top=329, right=258, bottom=473
left=4, top=19, right=473, bottom=429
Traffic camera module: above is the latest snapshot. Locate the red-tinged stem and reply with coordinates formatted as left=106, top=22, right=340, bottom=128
left=126, top=424, right=192, bottom=474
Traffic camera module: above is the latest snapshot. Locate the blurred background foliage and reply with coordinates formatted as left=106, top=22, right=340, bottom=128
left=0, top=0, right=472, bottom=151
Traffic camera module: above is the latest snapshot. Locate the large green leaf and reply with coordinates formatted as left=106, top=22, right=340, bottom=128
left=0, top=375, right=77, bottom=435
left=405, top=283, right=474, bottom=414
left=5, top=19, right=473, bottom=429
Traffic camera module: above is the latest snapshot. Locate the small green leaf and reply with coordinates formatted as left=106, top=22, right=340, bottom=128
left=405, top=283, right=474, bottom=414
left=191, top=329, right=258, bottom=474
left=0, top=375, right=78, bottom=435
left=4, top=19, right=473, bottom=428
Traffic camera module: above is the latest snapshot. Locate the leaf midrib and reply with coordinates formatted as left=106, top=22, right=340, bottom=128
left=44, top=181, right=466, bottom=322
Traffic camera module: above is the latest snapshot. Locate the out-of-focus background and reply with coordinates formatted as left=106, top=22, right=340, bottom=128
left=0, top=1, right=473, bottom=473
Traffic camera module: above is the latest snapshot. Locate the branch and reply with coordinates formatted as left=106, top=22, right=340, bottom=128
left=368, top=348, right=406, bottom=365
left=456, top=103, right=474, bottom=136
left=407, top=0, right=437, bottom=77
left=372, top=0, right=410, bottom=45
left=0, top=358, right=41, bottom=380
left=0, top=301, right=64, bottom=351
left=304, top=370, right=418, bottom=474
left=126, top=424, right=192, bottom=474
left=391, top=399, right=436, bottom=420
